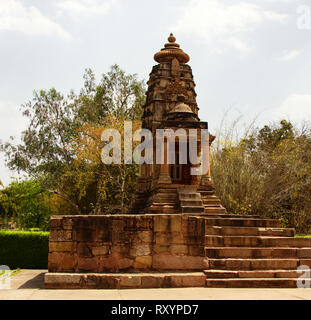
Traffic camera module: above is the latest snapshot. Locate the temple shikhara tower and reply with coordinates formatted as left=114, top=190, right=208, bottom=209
left=45, top=35, right=311, bottom=289
left=130, top=33, right=226, bottom=215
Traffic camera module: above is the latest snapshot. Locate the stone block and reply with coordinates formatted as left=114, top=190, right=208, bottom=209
left=92, top=246, right=109, bottom=256
left=48, top=252, right=76, bottom=272
left=50, top=217, right=63, bottom=229
left=167, top=274, right=206, bottom=287
left=153, top=245, right=170, bottom=254
left=98, top=254, right=120, bottom=272
left=96, top=229, right=111, bottom=242
left=134, top=245, right=151, bottom=256
left=298, top=248, right=311, bottom=259
left=138, top=231, right=153, bottom=243
left=188, top=246, right=204, bottom=256
left=111, top=245, right=130, bottom=254
left=165, top=275, right=182, bottom=287
left=118, top=258, right=134, bottom=269
left=300, top=259, right=311, bottom=268
left=155, top=232, right=184, bottom=245
left=170, top=245, right=188, bottom=255
left=45, top=272, right=207, bottom=289
left=49, top=242, right=75, bottom=252
left=141, top=275, right=163, bottom=288
left=75, top=228, right=96, bottom=242
left=77, top=243, right=92, bottom=257
left=63, top=218, right=74, bottom=230
left=120, top=276, right=142, bottom=288
left=111, top=218, right=125, bottom=230
left=136, top=216, right=153, bottom=230
left=111, top=231, right=127, bottom=243
left=49, top=230, right=72, bottom=242
left=154, top=215, right=182, bottom=232
left=184, top=235, right=203, bottom=245
left=134, top=256, right=152, bottom=269
left=77, top=257, right=98, bottom=272
left=153, top=254, right=208, bottom=270
left=45, top=273, right=81, bottom=285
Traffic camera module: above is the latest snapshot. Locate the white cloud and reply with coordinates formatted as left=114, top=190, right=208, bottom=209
left=55, top=0, right=116, bottom=18
left=272, top=94, right=311, bottom=123
left=278, top=49, right=302, bottom=61
left=0, top=100, right=29, bottom=187
left=0, top=0, right=71, bottom=39
left=172, top=0, right=288, bottom=53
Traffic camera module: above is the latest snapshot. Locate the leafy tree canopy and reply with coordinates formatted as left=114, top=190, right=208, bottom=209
left=1, top=65, right=146, bottom=215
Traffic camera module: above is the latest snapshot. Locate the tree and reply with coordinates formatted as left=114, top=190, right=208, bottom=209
left=71, top=117, right=141, bottom=214
left=0, top=179, right=51, bottom=230
left=211, top=120, right=311, bottom=233
left=1, top=65, right=145, bottom=215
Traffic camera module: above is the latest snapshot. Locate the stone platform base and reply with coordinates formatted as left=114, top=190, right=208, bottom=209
left=45, top=272, right=206, bottom=289
left=46, top=213, right=311, bottom=288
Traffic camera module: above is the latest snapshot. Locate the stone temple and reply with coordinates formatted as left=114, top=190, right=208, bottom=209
left=129, top=33, right=226, bottom=216
left=45, top=35, right=311, bottom=289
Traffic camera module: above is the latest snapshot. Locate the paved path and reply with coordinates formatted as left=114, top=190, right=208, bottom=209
left=1, top=269, right=311, bottom=300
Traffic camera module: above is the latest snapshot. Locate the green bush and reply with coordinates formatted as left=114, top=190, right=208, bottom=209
left=211, top=120, right=311, bottom=233
left=0, top=230, right=49, bottom=269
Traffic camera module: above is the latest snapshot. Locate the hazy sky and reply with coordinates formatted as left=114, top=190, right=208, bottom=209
left=1, top=0, right=311, bottom=186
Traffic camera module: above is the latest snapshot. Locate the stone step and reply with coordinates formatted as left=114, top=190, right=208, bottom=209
left=204, top=214, right=260, bottom=219
left=205, top=236, right=311, bottom=247
left=179, top=194, right=202, bottom=200
left=205, top=226, right=294, bottom=236
left=148, top=206, right=177, bottom=214
left=204, top=208, right=227, bottom=214
left=203, top=204, right=224, bottom=209
left=149, top=204, right=176, bottom=209
left=202, top=198, right=220, bottom=202
left=208, top=258, right=300, bottom=270
left=204, top=269, right=306, bottom=279
left=204, top=206, right=226, bottom=211
left=203, top=203, right=223, bottom=207
left=205, top=218, right=281, bottom=228
left=206, top=278, right=305, bottom=288
left=156, top=188, right=177, bottom=194
left=153, top=196, right=177, bottom=201
left=199, top=191, right=216, bottom=195
left=153, top=193, right=177, bottom=198
left=205, top=247, right=307, bottom=259
left=181, top=206, right=205, bottom=214
left=45, top=272, right=207, bottom=289
left=180, top=200, right=203, bottom=207
left=151, top=202, right=177, bottom=206
left=202, top=199, right=222, bottom=203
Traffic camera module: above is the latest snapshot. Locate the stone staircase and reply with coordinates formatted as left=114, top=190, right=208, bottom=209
left=147, top=187, right=178, bottom=214
left=203, top=215, right=311, bottom=288
left=178, top=188, right=205, bottom=214
left=198, top=187, right=227, bottom=214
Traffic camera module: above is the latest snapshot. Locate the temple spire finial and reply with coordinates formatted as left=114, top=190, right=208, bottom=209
left=168, top=33, right=176, bottom=43
left=154, top=34, right=190, bottom=64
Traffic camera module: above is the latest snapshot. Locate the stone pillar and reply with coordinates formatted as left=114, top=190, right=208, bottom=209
left=158, top=137, right=172, bottom=184
left=190, top=138, right=202, bottom=186
left=200, top=134, right=215, bottom=187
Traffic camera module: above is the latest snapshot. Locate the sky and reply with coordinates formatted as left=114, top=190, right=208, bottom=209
left=1, top=0, right=311, bottom=186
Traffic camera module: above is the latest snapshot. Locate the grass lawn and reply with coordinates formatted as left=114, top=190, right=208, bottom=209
left=0, top=268, right=21, bottom=277
left=295, top=234, right=311, bottom=238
